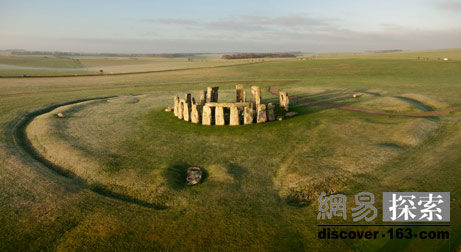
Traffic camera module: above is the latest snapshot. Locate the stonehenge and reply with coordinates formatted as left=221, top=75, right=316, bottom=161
left=170, top=85, right=291, bottom=126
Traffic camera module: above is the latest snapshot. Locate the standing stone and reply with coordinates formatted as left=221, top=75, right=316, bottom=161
left=256, top=104, right=267, bottom=123
left=177, top=99, right=184, bottom=120
left=279, top=91, right=289, bottom=111
left=215, top=106, right=225, bottom=125
left=229, top=105, right=240, bottom=126
left=173, top=96, right=179, bottom=117
left=251, top=86, right=261, bottom=110
left=206, top=87, right=212, bottom=102
left=199, top=90, right=207, bottom=105
left=183, top=101, right=191, bottom=121
left=207, top=87, right=219, bottom=102
left=267, top=103, right=275, bottom=121
left=244, top=107, right=254, bottom=125
left=185, top=93, right=191, bottom=104
left=191, top=104, right=200, bottom=123
left=236, top=84, right=246, bottom=102
left=202, top=105, right=212, bottom=125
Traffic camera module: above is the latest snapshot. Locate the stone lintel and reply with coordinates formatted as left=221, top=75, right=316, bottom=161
left=206, top=102, right=250, bottom=108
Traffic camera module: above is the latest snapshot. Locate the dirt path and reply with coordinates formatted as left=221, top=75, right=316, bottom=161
left=269, top=86, right=461, bottom=117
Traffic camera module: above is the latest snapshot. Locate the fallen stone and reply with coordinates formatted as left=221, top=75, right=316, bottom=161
left=165, top=106, right=173, bottom=112
left=277, top=116, right=283, bottom=121
left=56, top=113, right=64, bottom=118
left=285, top=112, right=298, bottom=117
left=186, top=167, right=202, bottom=185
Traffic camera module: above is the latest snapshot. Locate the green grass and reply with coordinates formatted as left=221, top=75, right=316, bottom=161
left=0, top=49, right=460, bottom=251
left=0, top=56, right=84, bottom=68
left=313, top=48, right=461, bottom=61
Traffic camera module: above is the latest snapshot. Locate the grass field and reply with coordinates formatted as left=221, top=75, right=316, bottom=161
left=0, top=50, right=460, bottom=251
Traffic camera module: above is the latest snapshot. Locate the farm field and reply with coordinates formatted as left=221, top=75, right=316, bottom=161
left=0, top=50, right=460, bottom=251
left=0, top=55, right=261, bottom=77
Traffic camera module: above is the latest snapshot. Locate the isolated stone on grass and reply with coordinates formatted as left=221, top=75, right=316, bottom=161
left=186, top=167, right=202, bottom=185
left=285, top=112, right=298, bottom=117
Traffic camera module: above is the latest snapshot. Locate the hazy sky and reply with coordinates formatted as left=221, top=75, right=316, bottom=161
left=1, top=0, right=461, bottom=53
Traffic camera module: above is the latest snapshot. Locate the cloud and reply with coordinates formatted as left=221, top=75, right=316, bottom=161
left=206, top=15, right=337, bottom=33
left=139, top=18, right=199, bottom=25
left=435, top=1, right=461, bottom=10
left=207, top=20, right=269, bottom=31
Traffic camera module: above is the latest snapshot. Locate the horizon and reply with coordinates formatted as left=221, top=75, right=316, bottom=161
left=1, top=0, right=461, bottom=53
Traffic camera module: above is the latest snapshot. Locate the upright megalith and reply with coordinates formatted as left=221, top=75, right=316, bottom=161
left=236, top=84, right=246, bottom=102
left=251, top=86, right=261, bottom=109
left=279, top=91, right=289, bottom=111
left=183, top=101, right=191, bottom=121
left=173, top=96, right=179, bottom=116
left=178, top=99, right=185, bottom=120
left=256, top=104, right=267, bottom=123
left=267, top=103, right=275, bottom=121
left=215, top=106, right=225, bottom=125
left=199, top=90, right=207, bottom=105
left=244, top=107, right=254, bottom=124
left=229, top=105, right=240, bottom=126
left=185, top=93, right=192, bottom=104
left=191, top=104, right=200, bottom=123
left=206, top=87, right=219, bottom=102
left=202, top=105, right=212, bottom=125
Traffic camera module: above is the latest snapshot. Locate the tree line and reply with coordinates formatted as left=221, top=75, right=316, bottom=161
left=222, top=53, right=297, bottom=59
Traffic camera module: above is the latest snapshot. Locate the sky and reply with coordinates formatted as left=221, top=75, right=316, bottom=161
left=1, top=0, right=461, bottom=53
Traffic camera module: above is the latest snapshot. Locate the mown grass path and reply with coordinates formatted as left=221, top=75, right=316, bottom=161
left=269, top=86, right=461, bottom=117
